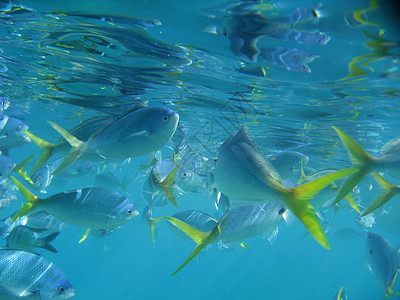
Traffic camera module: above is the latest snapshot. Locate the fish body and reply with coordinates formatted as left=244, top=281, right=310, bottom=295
left=172, top=210, right=217, bottom=233
left=11, top=177, right=139, bottom=230
left=214, top=126, right=357, bottom=249
left=0, top=113, right=9, bottom=131
left=365, top=231, right=400, bottom=299
left=0, top=155, right=16, bottom=178
left=269, top=150, right=309, bottom=181
left=5, top=225, right=60, bottom=253
left=0, top=249, right=74, bottom=299
left=48, top=105, right=179, bottom=174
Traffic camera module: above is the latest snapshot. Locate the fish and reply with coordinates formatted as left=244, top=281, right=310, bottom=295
left=365, top=231, right=400, bottom=299
left=0, top=154, right=33, bottom=184
left=0, top=97, right=10, bottom=113
left=10, top=177, right=139, bottom=236
left=162, top=201, right=287, bottom=275
left=361, top=172, right=400, bottom=217
left=0, top=117, right=31, bottom=155
left=332, top=126, right=400, bottom=208
left=93, top=171, right=131, bottom=195
left=214, top=126, right=357, bottom=249
left=37, top=105, right=179, bottom=174
left=24, top=116, right=113, bottom=175
left=0, top=249, right=74, bottom=299
left=5, top=225, right=60, bottom=253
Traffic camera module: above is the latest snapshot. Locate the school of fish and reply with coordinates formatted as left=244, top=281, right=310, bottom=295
left=0, top=1, right=399, bottom=300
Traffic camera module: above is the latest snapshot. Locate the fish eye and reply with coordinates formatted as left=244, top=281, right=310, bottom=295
left=17, top=125, right=23, bottom=130
left=57, top=286, right=66, bottom=294
left=278, top=208, right=286, bottom=215
left=127, top=209, right=132, bottom=214
left=161, top=115, right=169, bottom=123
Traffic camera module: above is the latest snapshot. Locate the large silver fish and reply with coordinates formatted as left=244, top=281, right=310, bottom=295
left=214, top=126, right=356, bottom=249
left=10, top=177, right=139, bottom=232
left=0, top=249, right=74, bottom=299
left=365, top=231, right=400, bottom=299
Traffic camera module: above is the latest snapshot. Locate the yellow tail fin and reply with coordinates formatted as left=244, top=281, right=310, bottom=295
left=10, top=176, right=40, bottom=222
left=12, top=155, right=35, bottom=184
left=287, top=168, right=358, bottom=249
left=362, top=172, right=400, bottom=217
left=161, top=164, right=181, bottom=208
left=48, top=121, right=85, bottom=174
left=23, top=129, right=58, bottom=175
left=332, top=126, right=376, bottom=203
left=164, top=216, right=218, bottom=276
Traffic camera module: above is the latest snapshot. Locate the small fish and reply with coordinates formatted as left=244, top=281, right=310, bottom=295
left=332, top=127, right=400, bottom=209
left=0, top=97, right=10, bottom=113
left=31, top=105, right=179, bottom=175
left=0, top=116, right=31, bottom=155
left=0, top=249, right=74, bottom=299
left=162, top=201, right=287, bottom=275
left=5, top=225, right=60, bottom=253
left=10, top=177, right=139, bottom=233
left=365, top=231, right=400, bottom=299
left=214, top=126, right=357, bottom=249
left=332, top=286, right=347, bottom=300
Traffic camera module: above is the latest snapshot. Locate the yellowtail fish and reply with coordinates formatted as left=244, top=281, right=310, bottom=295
left=332, top=286, right=347, bottom=300
left=365, top=231, right=400, bottom=299
left=214, top=126, right=357, bottom=249
left=332, top=126, right=400, bottom=208
left=10, top=177, right=139, bottom=242
left=29, top=105, right=179, bottom=174
left=162, top=201, right=287, bottom=275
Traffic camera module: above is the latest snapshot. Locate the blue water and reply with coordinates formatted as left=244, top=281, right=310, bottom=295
left=1, top=0, right=400, bottom=299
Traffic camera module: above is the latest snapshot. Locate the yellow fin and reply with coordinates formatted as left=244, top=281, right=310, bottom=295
left=149, top=216, right=165, bottom=243
left=287, top=168, right=358, bottom=250
left=12, top=155, right=35, bottom=184
left=23, top=129, right=57, bottom=175
left=361, top=172, right=400, bottom=217
left=240, top=241, right=249, bottom=250
left=164, top=216, right=219, bottom=276
left=79, top=228, right=91, bottom=243
left=343, top=192, right=361, bottom=213
left=10, top=176, right=40, bottom=222
left=161, top=164, right=181, bottom=208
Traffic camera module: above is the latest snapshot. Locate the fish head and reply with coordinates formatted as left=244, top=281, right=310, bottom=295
left=114, top=200, right=139, bottom=225
left=40, top=277, right=74, bottom=299
left=146, top=106, right=179, bottom=142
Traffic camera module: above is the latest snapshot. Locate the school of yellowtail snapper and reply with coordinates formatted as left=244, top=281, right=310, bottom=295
left=0, top=0, right=399, bottom=299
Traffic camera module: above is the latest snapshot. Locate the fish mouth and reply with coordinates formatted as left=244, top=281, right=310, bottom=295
left=65, top=290, right=75, bottom=299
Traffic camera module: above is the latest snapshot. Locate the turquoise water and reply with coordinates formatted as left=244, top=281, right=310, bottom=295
left=1, top=0, right=400, bottom=299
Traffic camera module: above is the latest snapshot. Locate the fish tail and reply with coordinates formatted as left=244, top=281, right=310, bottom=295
left=12, top=155, right=35, bottom=184
left=164, top=216, right=216, bottom=276
left=343, top=192, right=361, bottom=213
left=287, top=168, right=358, bottom=249
left=10, top=176, right=40, bottom=222
left=48, top=121, right=85, bottom=174
left=23, top=129, right=57, bottom=175
left=161, top=164, right=181, bottom=208
left=362, top=172, right=400, bottom=217
left=149, top=216, right=165, bottom=243
left=332, top=126, right=375, bottom=203
left=40, top=232, right=60, bottom=253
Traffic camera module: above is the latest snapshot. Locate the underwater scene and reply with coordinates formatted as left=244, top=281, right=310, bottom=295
left=0, top=0, right=400, bottom=299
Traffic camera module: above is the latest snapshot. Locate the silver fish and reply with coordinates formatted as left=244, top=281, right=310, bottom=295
left=0, top=249, right=74, bottom=299
left=11, top=177, right=139, bottom=231
left=365, top=231, right=400, bottom=298
left=5, top=225, right=60, bottom=253
left=0, top=113, right=9, bottom=131
left=46, top=105, right=179, bottom=174
left=0, top=117, right=30, bottom=155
